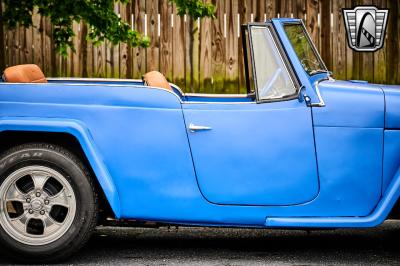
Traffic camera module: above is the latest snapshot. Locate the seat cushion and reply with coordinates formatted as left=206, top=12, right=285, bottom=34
left=142, top=71, right=172, bottom=91
left=3, top=64, right=47, bottom=83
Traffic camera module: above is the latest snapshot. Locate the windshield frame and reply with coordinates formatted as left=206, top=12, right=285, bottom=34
left=282, top=21, right=328, bottom=77
left=245, top=22, right=302, bottom=103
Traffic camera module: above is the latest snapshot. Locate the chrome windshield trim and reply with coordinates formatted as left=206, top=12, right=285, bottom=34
left=309, top=78, right=329, bottom=107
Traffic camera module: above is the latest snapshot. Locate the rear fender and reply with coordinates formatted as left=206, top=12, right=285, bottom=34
left=0, top=117, right=121, bottom=218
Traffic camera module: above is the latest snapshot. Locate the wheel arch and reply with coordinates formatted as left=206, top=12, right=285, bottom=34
left=0, top=118, right=121, bottom=218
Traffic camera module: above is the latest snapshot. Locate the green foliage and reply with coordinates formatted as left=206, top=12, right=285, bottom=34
left=171, top=0, right=215, bottom=19
left=2, top=0, right=215, bottom=57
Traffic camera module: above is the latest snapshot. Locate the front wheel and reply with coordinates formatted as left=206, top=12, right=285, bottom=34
left=0, top=143, right=98, bottom=262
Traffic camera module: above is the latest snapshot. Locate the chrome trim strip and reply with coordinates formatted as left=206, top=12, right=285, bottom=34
left=182, top=101, right=256, bottom=105
left=0, top=80, right=255, bottom=105
left=47, top=77, right=144, bottom=82
left=184, top=93, right=249, bottom=98
left=309, top=78, right=328, bottom=107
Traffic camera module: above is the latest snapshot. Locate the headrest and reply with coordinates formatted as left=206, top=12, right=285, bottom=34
left=142, top=71, right=172, bottom=91
left=3, top=64, right=47, bottom=83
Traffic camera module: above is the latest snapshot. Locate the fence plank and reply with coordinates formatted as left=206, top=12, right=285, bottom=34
left=306, top=0, right=319, bottom=49
left=199, top=0, right=212, bottom=93
left=294, top=0, right=306, bottom=19
left=320, top=0, right=332, bottom=70
left=345, top=0, right=354, bottom=80
left=32, top=13, right=43, bottom=71
left=255, top=0, right=266, bottom=22
left=160, top=0, right=173, bottom=82
left=10, top=27, right=18, bottom=67
left=266, top=0, right=277, bottom=19
left=42, top=18, right=52, bottom=76
left=93, top=30, right=106, bottom=78
left=332, top=0, right=347, bottom=79
left=119, top=4, right=129, bottom=78
left=372, top=0, right=386, bottom=83
left=133, top=0, right=146, bottom=78
left=386, top=0, right=399, bottom=84
left=79, top=23, right=88, bottom=77
left=280, top=0, right=292, bottom=18
left=360, top=0, right=374, bottom=82
left=185, top=17, right=200, bottom=93
left=172, top=5, right=186, bottom=89
left=147, top=0, right=160, bottom=72
left=225, top=0, right=239, bottom=93
left=238, top=0, right=250, bottom=93
left=211, top=0, right=225, bottom=93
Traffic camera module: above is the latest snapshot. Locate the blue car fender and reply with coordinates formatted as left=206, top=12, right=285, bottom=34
left=0, top=117, right=121, bottom=218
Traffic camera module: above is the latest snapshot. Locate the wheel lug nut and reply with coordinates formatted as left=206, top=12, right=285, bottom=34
left=44, top=200, right=49, bottom=205
left=28, top=209, right=33, bottom=214
left=26, top=198, right=31, bottom=203
left=36, top=192, right=41, bottom=197
left=40, top=210, right=45, bottom=215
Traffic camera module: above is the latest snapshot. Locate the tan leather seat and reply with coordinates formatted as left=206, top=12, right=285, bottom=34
left=142, top=71, right=172, bottom=91
left=3, top=64, right=47, bottom=83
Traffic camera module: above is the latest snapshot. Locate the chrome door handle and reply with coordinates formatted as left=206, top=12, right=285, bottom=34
left=188, top=123, right=212, bottom=132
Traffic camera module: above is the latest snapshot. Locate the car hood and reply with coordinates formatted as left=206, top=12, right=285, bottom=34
left=314, top=79, right=385, bottom=128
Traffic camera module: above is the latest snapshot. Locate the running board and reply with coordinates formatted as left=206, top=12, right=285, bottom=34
left=265, top=168, right=400, bottom=228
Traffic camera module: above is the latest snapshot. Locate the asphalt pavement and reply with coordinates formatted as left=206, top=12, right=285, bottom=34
left=2, top=220, right=400, bottom=265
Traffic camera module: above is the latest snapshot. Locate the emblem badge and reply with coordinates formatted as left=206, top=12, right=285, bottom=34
left=343, top=6, right=389, bottom=52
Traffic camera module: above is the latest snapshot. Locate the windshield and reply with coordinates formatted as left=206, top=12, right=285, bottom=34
left=283, top=24, right=327, bottom=75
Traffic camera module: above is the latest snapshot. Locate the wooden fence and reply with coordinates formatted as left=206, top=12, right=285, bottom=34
left=0, top=0, right=399, bottom=93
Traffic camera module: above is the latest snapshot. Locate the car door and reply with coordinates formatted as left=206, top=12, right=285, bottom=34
left=182, top=23, right=319, bottom=206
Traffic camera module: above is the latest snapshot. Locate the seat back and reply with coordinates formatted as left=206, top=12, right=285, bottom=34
left=3, top=64, right=47, bottom=83
left=142, top=71, right=172, bottom=91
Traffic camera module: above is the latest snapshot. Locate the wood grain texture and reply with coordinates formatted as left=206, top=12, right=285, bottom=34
left=373, top=0, right=386, bottom=83
left=345, top=0, right=354, bottom=79
left=332, top=0, right=347, bottom=80
left=224, top=0, right=239, bottom=93
left=360, top=0, right=374, bottom=81
left=320, top=0, right=331, bottom=70
left=172, top=4, right=186, bottom=89
left=199, top=0, right=213, bottom=93
left=386, top=0, right=399, bottom=84
left=211, top=0, right=225, bottom=93
left=2, top=1, right=400, bottom=90
left=133, top=0, right=146, bottom=78
left=306, top=0, right=319, bottom=49
left=146, top=0, right=160, bottom=72
left=160, top=0, right=173, bottom=81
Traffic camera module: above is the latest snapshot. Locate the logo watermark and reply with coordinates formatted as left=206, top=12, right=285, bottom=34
left=343, top=6, right=389, bottom=52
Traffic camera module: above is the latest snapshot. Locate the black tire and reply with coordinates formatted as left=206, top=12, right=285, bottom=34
left=0, top=143, right=98, bottom=263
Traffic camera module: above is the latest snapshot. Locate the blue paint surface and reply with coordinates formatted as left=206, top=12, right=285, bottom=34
left=1, top=19, right=400, bottom=229
left=183, top=99, right=319, bottom=206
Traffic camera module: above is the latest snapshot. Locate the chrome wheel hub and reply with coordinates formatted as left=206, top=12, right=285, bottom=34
left=30, top=199, right=42, bottom=211
left=0, top=166, right=76, bottom=245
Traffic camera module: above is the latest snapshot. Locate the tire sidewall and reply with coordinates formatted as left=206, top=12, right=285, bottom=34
left=0, top=145, right=96, bottom=259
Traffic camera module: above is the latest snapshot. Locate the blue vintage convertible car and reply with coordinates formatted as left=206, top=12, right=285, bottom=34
left=0, top=18, right=400, bottom=261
